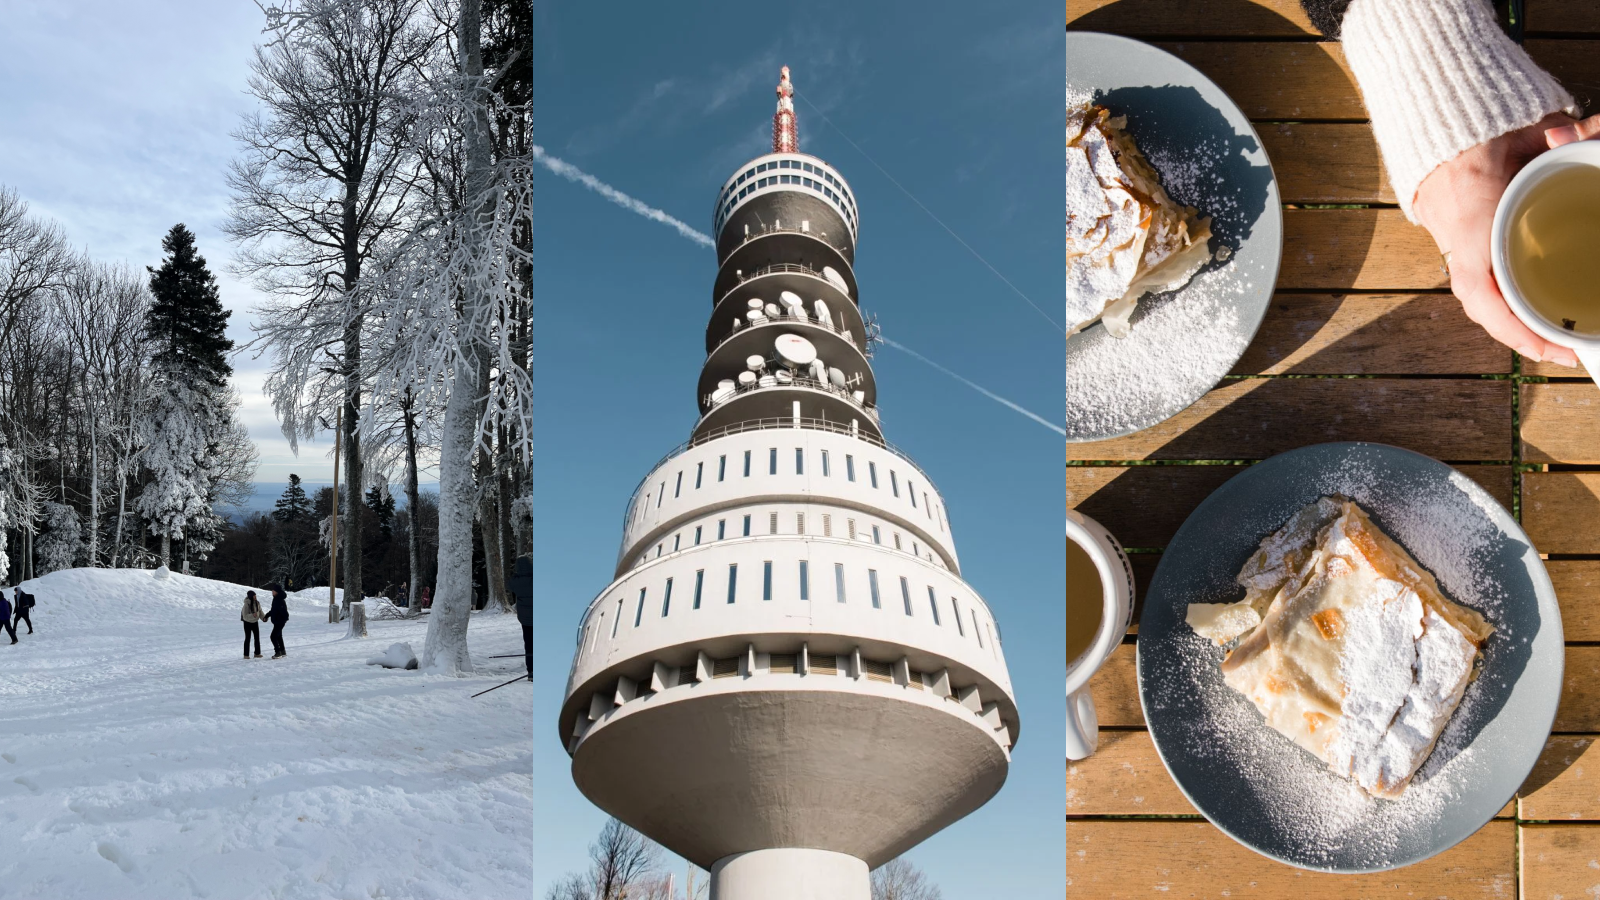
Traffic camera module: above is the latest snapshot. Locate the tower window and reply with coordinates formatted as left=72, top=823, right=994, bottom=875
left=795, top=448, right=804, bottom=475
left=769, top=512, right=778, bottom=534
left=743, top=450, right=752, bottom=477
left=893, top=533, right=902, bottom=551
left=868, top=569, right=881, bottom=609
left=868, top=461, right=878, bottom=488
left=927, top=587, right=941, bottom=625
left=899, top=577, right=912, bottom=615
left=695, top=462, right=704, bottom=489
left=973, top=611, right=983, bottom=647
left=847, top=519, right=857, bottom=541
left=727, top=564, right=738, bottom=604
left=694, top=526, right=702, bottom=545
left=693, top=570, right=704, bottom=609
left=673, top=535, right=680, bottom=552
left=657, top=482, right=664, bottom=508
left=763, top=562, right=773, bottom=601
left=662, top=578, right=673, bottom=617
left=822, top=514, right=832, bottom=537
left=913, top=540, right=920, bottom=558
left=909, top=482, right=917, bottom=508
left=846, top=455, right=855, bottom=482
left=717, top=519, right=726, bottom=541
left=821, top=450, right=830, bottom=477
left=769, top=447, right=777, bottom=475
left=674, top=471, right=682, bottom=498
left=655, top=543, right=662, bottom=558
left=718, top=455, right=726, bottom=482
left=612, top=598, right=624, bottom=637
left=743, top=514, right=752, bottom=537
left=796, top=513, right=805, bottom=534
left=952, top=598, right=965, bottom=636
left=925, top=494, right=931, bottom=518
left=871, top=525, right=881, bottom=545
left=890, top=470, right=899, bottom=497
left=634, top=588, right=646, bottom=627
left=835, top=563, right=846, bottom=603
left=799, top=560, right=809, bottom=600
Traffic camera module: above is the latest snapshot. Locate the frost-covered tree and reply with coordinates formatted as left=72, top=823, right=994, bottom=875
left=34, top=501, right=82, bottom=575
left=136, top=379, right=218, bottom=567
left=227, top=0, right=437, bottom=621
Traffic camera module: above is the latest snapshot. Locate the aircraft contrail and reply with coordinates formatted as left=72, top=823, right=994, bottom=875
left=531, top=144, right=714, bottom=248
left=879, top=336, right=1066, bottom=437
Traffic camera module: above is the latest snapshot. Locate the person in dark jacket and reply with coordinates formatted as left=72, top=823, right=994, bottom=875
left=0, top=590, right=14, bottom=644
left=241, top=590, right=265, bottom=659
left=266, top=583, right=290, bottom=659
left=511, top=555, right=532, bottom=678
left=13, top=588, right=33, bottom=635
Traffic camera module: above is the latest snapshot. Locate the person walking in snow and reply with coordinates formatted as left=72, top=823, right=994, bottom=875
left=0, top=590, right=15, bottom=645
left=241, top=590, right=265, bottom=659
left=266, top=583, right=290, bottom=659
left=420, top=585, right=432, bottom=610
left=12, top=588, right=33, bottom=635
left=511, top=556, right=532, bottom=679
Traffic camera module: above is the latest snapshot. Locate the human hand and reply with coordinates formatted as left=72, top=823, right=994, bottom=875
left=1413, top=112, right=1600, bottom=367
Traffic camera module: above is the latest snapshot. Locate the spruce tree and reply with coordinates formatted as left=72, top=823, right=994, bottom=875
left=365, top=482, right=395, bottom=542
left=273, top=474, right=314, bottom=524
left=146, top=224, right=234, bottom=387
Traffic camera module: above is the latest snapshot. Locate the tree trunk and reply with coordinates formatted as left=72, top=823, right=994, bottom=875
left=160, top=531, right=170, bottom=569
left=403, top=390, right=423, bottom=618
left=421, top=0, right=491, bottom=674
left=479, top=473, right=509, bottom=612
left=87, top=407, right=99, bottom=566
left=341, top=195, right=365, bottom=617
left=112, top=461, right=126, bottom=568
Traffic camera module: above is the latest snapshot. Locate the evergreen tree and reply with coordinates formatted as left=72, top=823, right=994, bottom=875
left=145, top=224, right=234, bottom=387
left=273, top=474, right=314, bottom=524
left=366, top=482, right=395, bottom=542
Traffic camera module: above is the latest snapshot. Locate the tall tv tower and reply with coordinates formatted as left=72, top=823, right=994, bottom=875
left=559, top=67, right=1019, bottom=900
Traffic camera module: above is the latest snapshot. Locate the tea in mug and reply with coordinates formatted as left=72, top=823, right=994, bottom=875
left=1509, top=163, right=1600, bottom=336
left=1066, top=536, right=1106, bottom=665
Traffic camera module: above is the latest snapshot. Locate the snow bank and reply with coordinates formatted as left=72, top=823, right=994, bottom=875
left=367, top=641, right=419, bottom=669
left=0, top=566, right=533, bottom=899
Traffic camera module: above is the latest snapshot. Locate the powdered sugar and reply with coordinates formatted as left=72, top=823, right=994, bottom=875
left=1065, top=263, right=1252, bottom=440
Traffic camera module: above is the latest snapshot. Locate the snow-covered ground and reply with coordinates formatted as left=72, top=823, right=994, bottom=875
left=0, top=568, right=533, bottom=900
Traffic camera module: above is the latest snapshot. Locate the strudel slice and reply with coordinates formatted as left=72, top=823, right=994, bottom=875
left=1067, top=104, right=1214, bottom=337
left=1188, top=498, right=1493, bottom=799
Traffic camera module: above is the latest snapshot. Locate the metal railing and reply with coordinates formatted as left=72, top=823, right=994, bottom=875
left=701, top=372, right=876, bottom=421
left=708, top=310, right=867, bottom=362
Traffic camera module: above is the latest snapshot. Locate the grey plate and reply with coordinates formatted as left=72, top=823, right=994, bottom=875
left=1138, top=443, right=1563, bottom=872
left=1065, top=32, right=1281, bottom=442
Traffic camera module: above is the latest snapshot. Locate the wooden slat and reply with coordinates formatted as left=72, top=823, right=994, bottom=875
left=1088, top=642, right=1142, bottom=727
left=1155, top=42, right=1362, bottom=120
left=1067, top=819, right=1515, bottom=897
left=1528, top=4, right=1600, bottom=35
left=1261, top=123, right=1394, bottom=204
left=1067, top=0, right=1320, bottom=37
left=1519, top=736, right=1600, bottom=821
left=1067, top=729, right=1196, bottom=816
left=1069, top=729, right=1515, bottom=819
left=1529, top=40, right=1600, bottom=116
left=1522, top=472, right=1600, bottom=555
left=1521, top=382, right=1600, bottom=464
left=1233, top=293, right=1508, bottom=375
left=1559, top=647, right=1600, bottom=733
left=1069, top=378, right=1511, bottom=462
left=1524, top=355, right=1598, bottom=378
left=1281, top=209, right=1447, bottom=291
left=1551, top=560, right=1600, bottom=642
left=1067, top=465, right=1514, bottom=549
left=1521, top=824, right=1600, bottom=898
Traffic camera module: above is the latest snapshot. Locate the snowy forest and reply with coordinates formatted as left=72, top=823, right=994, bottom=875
left=0, top=0, right=531, bottom=672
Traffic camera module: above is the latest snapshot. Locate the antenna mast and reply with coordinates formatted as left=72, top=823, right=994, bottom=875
left=773, top=66, right=798, bottom=153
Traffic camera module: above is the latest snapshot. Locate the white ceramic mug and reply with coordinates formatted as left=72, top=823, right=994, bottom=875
left=1066, top=509, right=1136, bottom=761
left=1490, top=140, right=1600, bottom=387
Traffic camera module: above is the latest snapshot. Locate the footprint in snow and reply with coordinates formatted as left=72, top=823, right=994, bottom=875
left=96, top=842, right=135, bottom=874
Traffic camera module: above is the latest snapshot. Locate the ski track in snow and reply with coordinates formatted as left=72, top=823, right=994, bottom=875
left=0, top=568, right=533, bottom=900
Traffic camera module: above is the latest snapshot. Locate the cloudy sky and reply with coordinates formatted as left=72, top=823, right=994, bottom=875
left=0, top=1, right=355, bottom=496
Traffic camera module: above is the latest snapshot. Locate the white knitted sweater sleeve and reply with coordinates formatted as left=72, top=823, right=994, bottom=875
left=1341, top=0, right=1577, bottom=220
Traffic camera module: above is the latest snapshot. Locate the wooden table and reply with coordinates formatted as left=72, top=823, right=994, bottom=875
left=1066, top=2, right=1600, bottom=896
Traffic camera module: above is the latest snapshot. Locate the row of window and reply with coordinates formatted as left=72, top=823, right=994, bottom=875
left=717, top=157, right=858, bottom=227
left=584, top=561, right=1000, bottom=663
left=637, top=508, right=936, bottom=570
left=632, top=447, right=945, bottom=535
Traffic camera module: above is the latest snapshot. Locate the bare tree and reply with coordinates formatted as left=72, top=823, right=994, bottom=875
left=227, top=0, right=437, bottom=620
left=871, top=858, right=943, bottom=900
left=545, top=818, right=677, bottom=900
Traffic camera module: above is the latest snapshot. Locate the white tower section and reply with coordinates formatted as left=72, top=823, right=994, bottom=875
left=559, top=68, right=1019, bottom=900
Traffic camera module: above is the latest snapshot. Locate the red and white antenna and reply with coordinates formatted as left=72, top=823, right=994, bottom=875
left=773, top=66, right=798, bottom=153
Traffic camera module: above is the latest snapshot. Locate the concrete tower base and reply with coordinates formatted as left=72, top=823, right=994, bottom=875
left=709, top=849, right=869, bottom=900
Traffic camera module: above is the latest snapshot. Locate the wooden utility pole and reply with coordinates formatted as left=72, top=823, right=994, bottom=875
left=328, top=405, right=341, bottom=623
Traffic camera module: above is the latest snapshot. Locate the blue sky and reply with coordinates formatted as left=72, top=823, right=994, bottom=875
left=529, top=2, right=1065, bottom=896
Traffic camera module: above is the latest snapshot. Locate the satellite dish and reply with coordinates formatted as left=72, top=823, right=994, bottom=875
left=779, top=290, right=805, bottom=312
left=711, top=385, right=735, bottom=404
left=828, top=367, right=847, bottom=389
left=822, top=266, right=848, bottom=294
left=852, top=389, right=865, bottom=403
left=745, top=355, right=765, bottom=371
left=814, top=299, right=832, bottom=330
left=747, top=310, right=766, bottom=323
left=809, top=359, right=827, bottom=384
left=747, top=298, right=764, bottom=310
left=738, top=371, right=757, bottom=385
left=775, top=370, right=793, bottom=384
left=758, top=374, right=777, bottom=388
left=718, top=379, right=736, bottom=389
left=764, top=303, right=781, bottom=319
left=774, top=333, right=817, bottom=367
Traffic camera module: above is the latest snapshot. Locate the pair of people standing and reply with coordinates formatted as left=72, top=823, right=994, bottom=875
left=240, top=583, right=290, bottom=659
left=0, top=588, right=34, bottom=644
